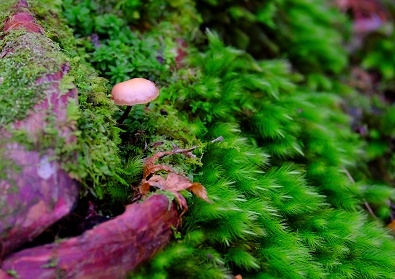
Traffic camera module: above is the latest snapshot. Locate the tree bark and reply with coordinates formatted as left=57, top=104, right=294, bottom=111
left=1, top=195, right=179, bottom=279
left=0, top=0, right=79, bottom=256
left=0, top=1, right=181, bottom=277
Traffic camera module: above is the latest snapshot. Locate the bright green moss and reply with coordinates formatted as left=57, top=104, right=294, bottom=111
left=58, top=0, right=395, bottom=278
left=28, top=0, right=62, bottom=14
left=196, top=0, right=350, bottom=75
left=0, top=30, right=68, bottom=126
left=130, top=26, right=395, bottom=279
left=0, top=1, right=129, bottom=203
left=0, top=0, right=17, bottom=30
left=28, top=0, right=84, bottom=55
left=0, top=0, right=78, bottom=126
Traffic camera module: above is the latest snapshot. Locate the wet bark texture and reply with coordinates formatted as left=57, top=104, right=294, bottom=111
left=0, top=1, right=180, bottom=277
left=0, top=0, right=79, bottom=257
left=1, top=195, right=179, bottom=279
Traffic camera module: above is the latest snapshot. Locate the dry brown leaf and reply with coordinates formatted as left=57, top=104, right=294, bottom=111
left=139, top=180, right=152, bottom=196
left=387, top=219, right=395, bottom=234
left=162, top=173, right=193, bottom=191
left=143, top=175, right=188, bottom=212
left=144, top=164, right=175, bottom=179
left=142, top=151, right=169, bottom=177
left=171, top=191, right=188, bottom=214
left=137, top=149, right=211, bottom=205
left=142, top=147, right=197, bottom=179
left=147, top=173, right=194, bottom=192
left=143, top=152, right=175, bottom=179
left=146, top=173, right=191, bottom=192
left=189, top=182, right=212, bottom=203
left=145, top=175, right=167, bottom=189
left=147, top=173, right=211, bottom=203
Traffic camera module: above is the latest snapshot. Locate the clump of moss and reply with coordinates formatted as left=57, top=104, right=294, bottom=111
left=60, top=0, right=395, bottom=278
left=0, top=30, right=67, bottom=126
left=1, top=0, right=129, bottom=205
left=0, top=0, right=17, bottom=30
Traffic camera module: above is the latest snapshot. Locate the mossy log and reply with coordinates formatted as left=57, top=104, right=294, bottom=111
left=0, top=1, right=180, bottom=277
left=0, top=0, right=79, bottom=256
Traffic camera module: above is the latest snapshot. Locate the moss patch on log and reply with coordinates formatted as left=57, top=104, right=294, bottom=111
left=0, top=0, right=127, bottom=201
left=0, top=30, right=68, bottom=126
left=0, top=0, right=17, bottom=31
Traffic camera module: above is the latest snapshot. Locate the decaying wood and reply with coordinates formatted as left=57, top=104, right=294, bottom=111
left=1, top=195, right=179, bottom=279
left=0, top=1, right=181, bottom=277
left=0, top=0, right=79, bottom=256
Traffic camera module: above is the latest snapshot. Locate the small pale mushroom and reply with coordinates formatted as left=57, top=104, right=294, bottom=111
left=111, top=78, right=159, bottom=124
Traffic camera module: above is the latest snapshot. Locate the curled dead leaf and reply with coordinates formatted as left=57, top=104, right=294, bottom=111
left=136, top=148, right=211, bottom=207
left=172, top=191, right=188, bottom=216
left=148, top=173, right=191, bottom=192
left=387, top=219, right=395, bottom=234
left=147, top=173, right=210, bottom=203
left=188, top=182, right=212, bottom=203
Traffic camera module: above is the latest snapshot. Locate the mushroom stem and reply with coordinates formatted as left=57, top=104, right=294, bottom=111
left=117, top=106, right=132, bottom=124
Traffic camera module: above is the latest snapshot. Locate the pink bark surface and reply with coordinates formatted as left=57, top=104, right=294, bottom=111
left=1, top=195, right=179, bottom=279
left=0, top=2, right=182, bottom=277
left=0, top=1, right=78, bottom=256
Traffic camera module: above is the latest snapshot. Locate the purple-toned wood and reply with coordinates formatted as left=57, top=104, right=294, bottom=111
left=1, top=195, right=179, bottom=279
left=0, top=2, right=182, bottom=278
left=0, top=1, right=78, bottom=256
left=0, top=67, right=79, bottom=256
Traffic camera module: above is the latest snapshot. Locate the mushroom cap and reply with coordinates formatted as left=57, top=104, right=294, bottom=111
left=111, top=78, right=159, bottom=106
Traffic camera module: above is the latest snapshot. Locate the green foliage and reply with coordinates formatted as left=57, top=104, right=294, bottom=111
left=361, top=29, right=395, bottom=81
left=196, top=0, right=349, bottom=74
left=139, top=33, right=394, bottom=278
left=361, top=100, right=395, bottom=184
left=350, top=23, right=395, bottom=194
left=17, top=1, right=139, bottom=204
left=90, top=32, right=169, bottom=84
left=63, top=62, right=126, bottom=199
left=61, top=0, right=395, bottom=278
left=62, top=0, right=200, bottom=85
left=0, top=0, right=18, bottom=30
left=0, top=31, right=67, bottom=125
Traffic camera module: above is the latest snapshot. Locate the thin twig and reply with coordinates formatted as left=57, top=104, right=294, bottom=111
left=210, top=136, right=224, bottom=143
left=342, top=167, right=377, bottom=219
